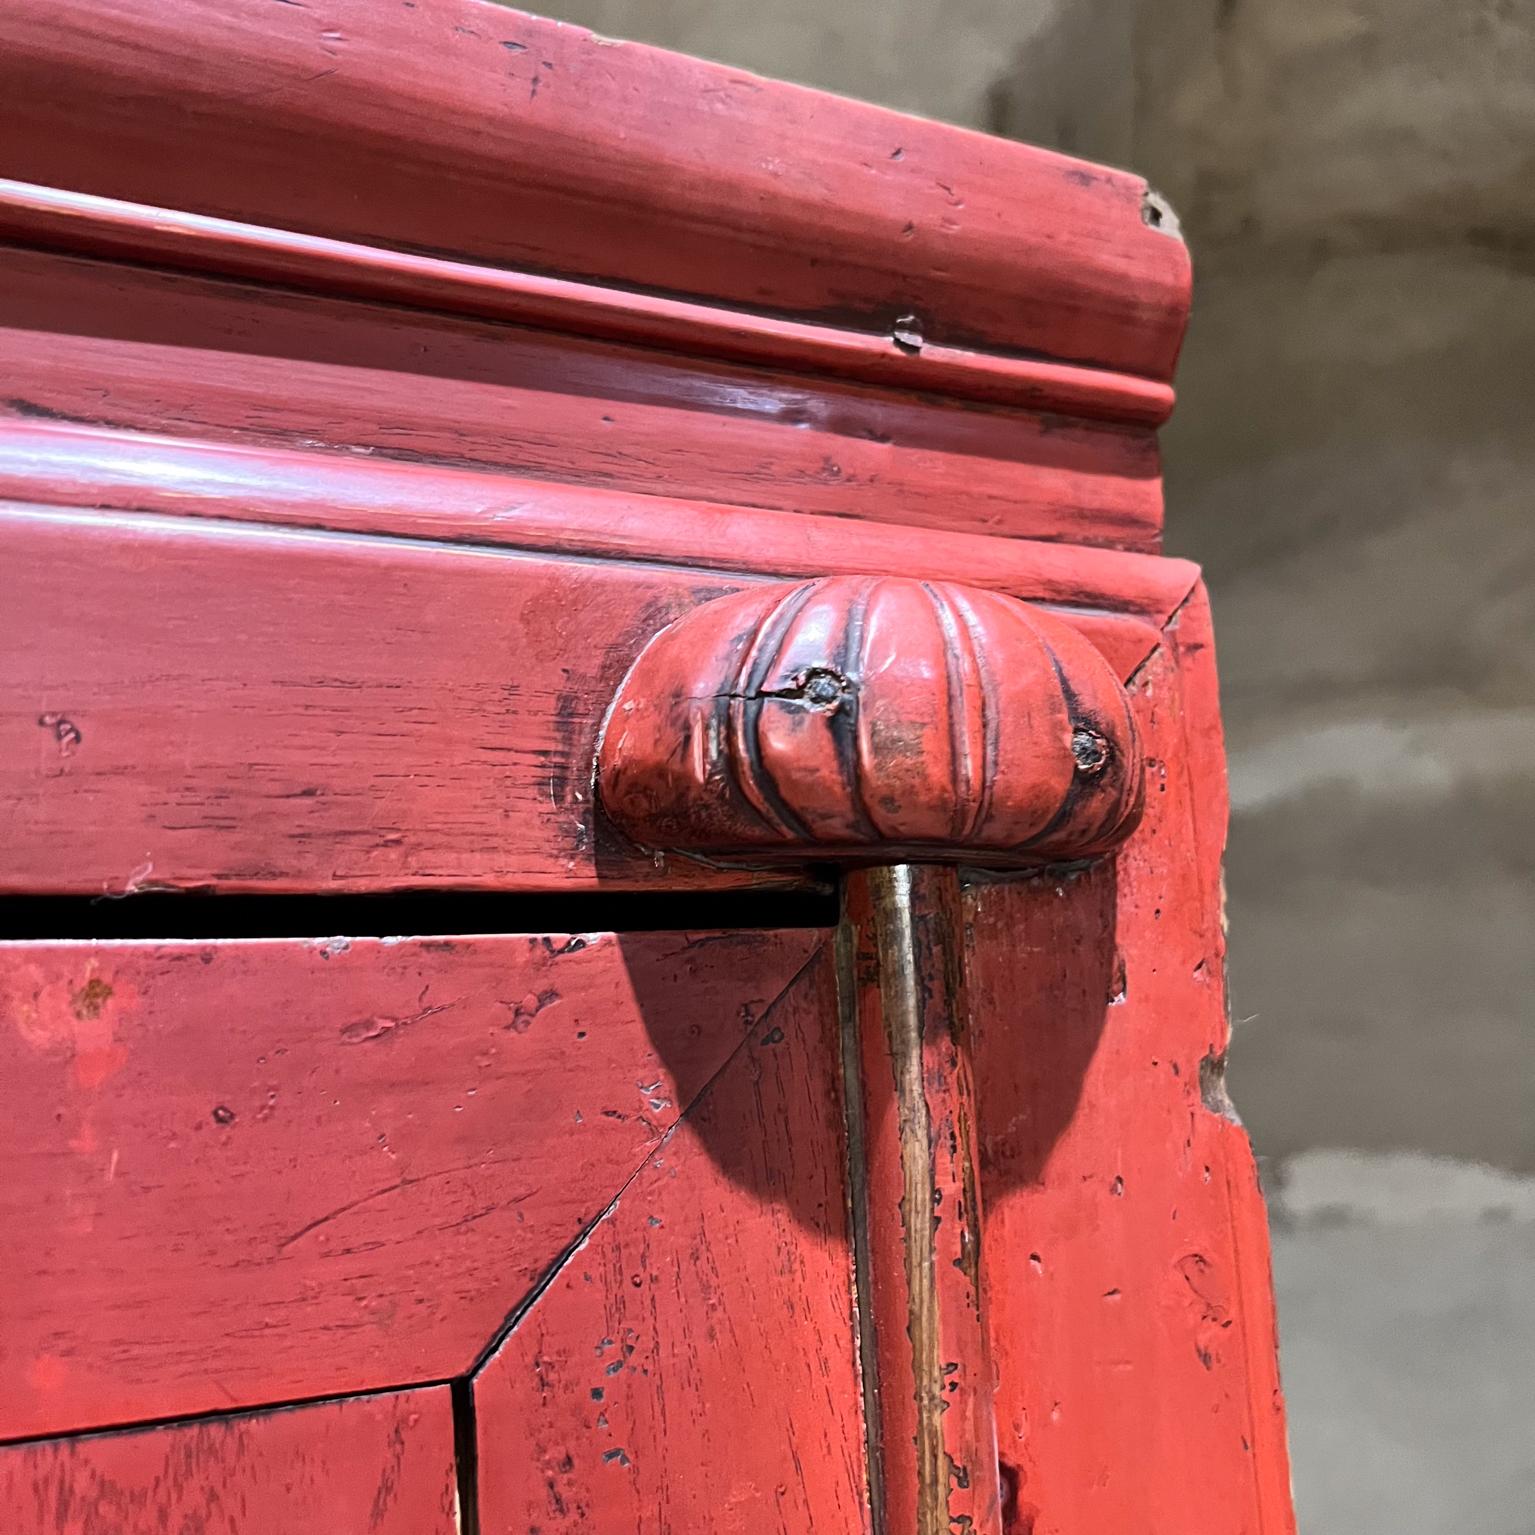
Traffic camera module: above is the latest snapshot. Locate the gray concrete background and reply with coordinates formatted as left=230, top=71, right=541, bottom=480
left=521, top=2, right=1535, bottom=1527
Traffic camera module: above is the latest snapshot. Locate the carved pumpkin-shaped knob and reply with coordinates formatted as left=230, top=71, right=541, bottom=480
left=598, top=577, right=1143, bottom=868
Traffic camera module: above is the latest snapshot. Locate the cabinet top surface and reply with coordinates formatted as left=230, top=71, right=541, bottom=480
left=0, top=0, right=1190, bottom=386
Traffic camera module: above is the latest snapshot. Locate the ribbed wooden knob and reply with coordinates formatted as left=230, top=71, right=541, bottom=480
left=598, top=577, right=1143, bottom=868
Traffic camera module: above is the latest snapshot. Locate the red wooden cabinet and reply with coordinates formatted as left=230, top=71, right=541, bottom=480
left=0, top=4, right=1294, bottom=1533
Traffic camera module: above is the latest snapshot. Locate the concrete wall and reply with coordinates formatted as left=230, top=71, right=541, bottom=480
left=525, top=2, right=1535, bottom=1528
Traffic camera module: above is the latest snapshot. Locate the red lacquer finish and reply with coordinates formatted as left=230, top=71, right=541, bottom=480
left=600, top=577, right=1143, bottom=868
left=0, top=1389, right=458, bottom=1535
left=0, top=1, right=1189, bottom=375
left=970, top=588, right=1295, bottom=1535
left=0, top=505, right=767, bottom=895
left=0, top=930, right=820, bottom=1437
left=0, top=5, right=1295, bottom=1532
left=0, top=246, right=1167, bottom=552
left=0, top=504, right=1181, bottom=897
left=473, top=948, right=871, bottom=1535
left=0, top=422, right=1194, bottom=631
left=0, top=178, right=1175, bottom=427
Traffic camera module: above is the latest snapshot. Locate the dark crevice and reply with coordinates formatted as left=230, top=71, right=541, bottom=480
left=462, top=944, right=824, bottom=1378
left=463, top=1176, right=631, bottom=1377
left=834, top=915, right=887, bottom=1535
left=0, top=1376, right=456, bottom=1451
left=0, top=887, right=838, bottom=942
left=450, top=1378, right=482, bottom=1535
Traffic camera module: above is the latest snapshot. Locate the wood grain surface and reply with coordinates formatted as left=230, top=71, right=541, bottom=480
left=0, top=929, right=822, bottom=1437
left=471, top=944, right=870, bottom=1535
left=0, top=503, right=763, bottom=895
left=0, top=246, right=1168, bottom=552
left=0, top=0, right=1190, bottom=376
left=0, top=178, right=1176, bottom=427
left=0, top=499, right=1189, bottom=896
left=0, top=1388, right=457, bottom=1535
left=968, top=585, right=1295, bottom=1535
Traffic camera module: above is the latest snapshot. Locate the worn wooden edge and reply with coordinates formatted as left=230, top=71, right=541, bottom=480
left=0, top=235, right=1167, bottom=555
left=0, top=178, right=1175, bottom=427
left=0, top=1386, right=460, bottom=1534
left=1159, top=579, right=1297, bottom=1529
left=0, top=0, right=1190, bottom=378
left=1162, top=578, right=1298, bottom=1531
left=0, top=422, right=1198, bottom=684
left=958, top=590, right=1296, bottom=1534
left=1162, top=581, right=1231, bottom=894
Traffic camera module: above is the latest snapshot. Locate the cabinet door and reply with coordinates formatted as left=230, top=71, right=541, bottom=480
left=1, top=929, right=868, bottom=1533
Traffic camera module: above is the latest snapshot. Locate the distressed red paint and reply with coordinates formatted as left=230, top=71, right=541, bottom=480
left=599, top=578, right=1144, bottom=870
left=0, top=4, right=1293, bottom=1533
left=970, top=590, right=1294, bottom=1535
left=0, top=1390, right=458, bottom=1535
left=0, top=931, right=819, bottom=1438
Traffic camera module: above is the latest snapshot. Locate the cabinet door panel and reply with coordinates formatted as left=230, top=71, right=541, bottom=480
left=0, top=929, right=821, bottom=1438
left=0, top=1387, right=458, bottom=1535
left=473, top=943, right=869, bottom=1535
